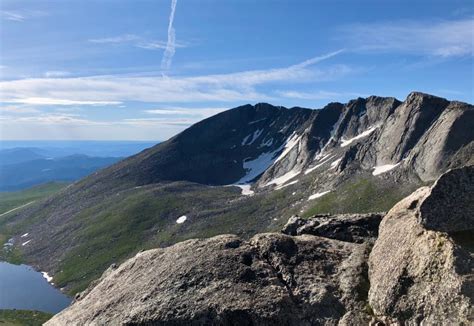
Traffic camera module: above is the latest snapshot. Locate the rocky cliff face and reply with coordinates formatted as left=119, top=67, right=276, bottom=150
left=46, top=166, right=473, bottom=325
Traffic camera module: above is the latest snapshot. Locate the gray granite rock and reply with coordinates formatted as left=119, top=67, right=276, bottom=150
left=47, top=233, right=371, bottom=325
left=368, top=166, right=474, bottom=325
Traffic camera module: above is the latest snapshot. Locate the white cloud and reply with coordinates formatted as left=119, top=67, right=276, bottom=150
left=0, top=105, right=40, bottom=114
left=88, top=34, right=140, bottom=44
left=5, top=97, right=122, bottom=106
left=44, top=71, right=71, bottom=78
left=161, top=0, right=178, bottom=70
left=277, top=90, right=364, bottom=100
left=0, top=10, right=47, bottom=22
left=1, top=10, right=26, bottom=21
left=7, top=114, right=101, bottom=125
left=122, top=118, right=197, bottom=126
left=144, top=107, right=227, bottom=118
left=88, top=33, right=187, bottom=52
left=0, top=50, right=348, bottom=104
left=340, top=18, right=474, bottom=57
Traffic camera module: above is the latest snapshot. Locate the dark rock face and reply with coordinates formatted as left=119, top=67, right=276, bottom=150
left=419, top=166, right=474, bottom=232
left=282, top=213, right=384, bottom=243
left=368, top=165, right=474, bottom=325
left=46, top=234, right=372, bottom=325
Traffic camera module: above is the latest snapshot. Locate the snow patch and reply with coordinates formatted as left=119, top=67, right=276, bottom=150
left=21, top=233, right=29, bottom=238
left=22, top=240, right=31, bottom=246
left=275, top=133, right=302, bottom=163
left=275, top=180, right=299, bottom=190
left=259, top=137, right=273, bottom=148
left=176, top=215, right=187, bottom=224
left=305, top=155, right=334, bottom=175
left=41, top=272, right=53, bottom=283
left=236, top=184, right=254, bottom=196
left=314, top=138, right=334, bottom=161
left=236, top=149, right=280, bottom=184
left=264, top=169, right=301, bottom=187
left=372, top=163, right=400, bottom=176
left=330, top=158, right=342, bottom=169
left=340, top=127, right=377, bottom=147
left=248, top=118, right=267, bottom=125
left=242, top=129, right=263, bottom=146
left=308, top=190, right=332, bottom=200
left=241, top=134, right=252, bottom=145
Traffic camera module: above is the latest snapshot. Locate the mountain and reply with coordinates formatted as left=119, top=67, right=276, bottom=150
left=2, top=92, right=473, bottom=294
left=0, top=155, right=122, bottom=191
left=46, top=166, right=473, bottom=325
left=0, top=141, right=158, bottom=158
left=0, top=148, right=46, bottom=165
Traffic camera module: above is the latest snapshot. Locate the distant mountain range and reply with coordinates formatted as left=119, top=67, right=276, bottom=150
left=0, top=141, right=157, bottom=158
left=0, top=152, right=121, bottom=191
left=2, top=91, right=473, bottom=295
left=0, top=142, right=157, bottom=191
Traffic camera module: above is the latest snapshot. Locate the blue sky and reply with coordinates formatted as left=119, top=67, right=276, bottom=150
left=0, top=0, right=473, bottom=140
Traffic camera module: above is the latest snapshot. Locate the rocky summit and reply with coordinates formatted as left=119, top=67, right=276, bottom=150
left=47, top=166, right=474, bottom=325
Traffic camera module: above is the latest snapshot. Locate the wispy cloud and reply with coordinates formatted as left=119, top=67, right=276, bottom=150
left=0, top=105, right=40, bottom=114
left=123, top=117, right=197, bottom=126
left=5, top=98, right=122, bottom=106
left=6, top=113, right=100, bottom=125
left=0, top=10, right=47, bottom=22
left=145, top=107, right=227, bottom=118
left=88, top=34, right=140, bottom=44
left=161, top=0, right=178, bottom=70
left=1, top=10, right=26, bottom=21
left=277, top=90, right=365, bottom=100
left=0, top=50, right=347, bottom=105
left=88, top=33, right=186, bottom=52
left=340, top=18, right=474, bottom=57
left=44, top=71, right=71, bottom=78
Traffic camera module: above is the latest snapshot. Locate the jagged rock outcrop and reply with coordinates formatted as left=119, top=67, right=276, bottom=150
left=368, top=166, right=474, bottom=325
left=47, top=233, right=373, bottom=325
left=282, top=213, right=384, bottom=243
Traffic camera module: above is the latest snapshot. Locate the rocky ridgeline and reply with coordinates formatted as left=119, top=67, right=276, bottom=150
left=8, top=92, right=473, bottom=294
left=46, top=166, right=473, bottom=325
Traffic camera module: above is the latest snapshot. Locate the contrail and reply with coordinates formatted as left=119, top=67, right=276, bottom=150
left=161, top=0, right=178, bottom=70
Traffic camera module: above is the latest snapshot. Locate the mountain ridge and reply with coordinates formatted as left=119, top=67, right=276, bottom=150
left=1, top=91, right=472, bottom=294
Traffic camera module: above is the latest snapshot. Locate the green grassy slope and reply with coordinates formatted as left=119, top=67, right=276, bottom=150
left=0, top=183, right=68, bottom=262
left=0, top=310, right=53, bottom=326
left=0, top=182, right=68, bottom=215
left=50, top=182, right=300, bottom=294
left=302, top=178, right=415, bottom=217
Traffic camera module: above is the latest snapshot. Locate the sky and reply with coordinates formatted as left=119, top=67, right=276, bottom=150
left=0, top=0, right=473, bottom=141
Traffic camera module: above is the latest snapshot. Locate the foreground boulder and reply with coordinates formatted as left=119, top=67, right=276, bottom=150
left=368, top=166, right=474, bottom=325
left=47, top=233, right=372, bottom=325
